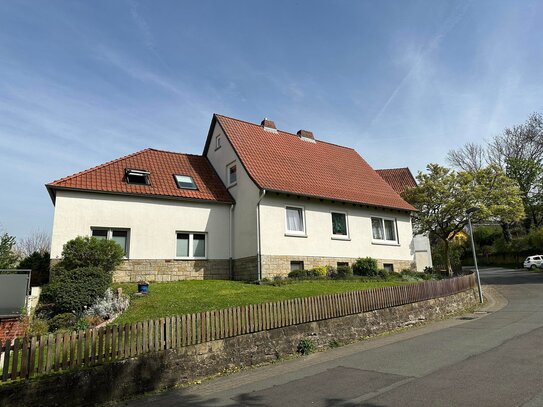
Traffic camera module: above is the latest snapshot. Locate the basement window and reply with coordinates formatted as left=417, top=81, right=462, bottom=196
left=383, top=263, right=394, bottom=273
left=290, top=261, right=304, bottom=272
left=125, top=169, right=150, bottom=185
left=174, top=174, right=197, bottom=190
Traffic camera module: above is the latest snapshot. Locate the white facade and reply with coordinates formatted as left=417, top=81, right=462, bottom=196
left=49, top=119, right=421, bottom=280
left=205, top=123, right=260, bottom=259
left=50, top=190, right=231, bottom=260
left=260, top=194, right=414, bottom=261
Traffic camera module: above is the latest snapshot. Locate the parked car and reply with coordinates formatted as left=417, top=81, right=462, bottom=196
left=524, top=255, right=543, bottom=269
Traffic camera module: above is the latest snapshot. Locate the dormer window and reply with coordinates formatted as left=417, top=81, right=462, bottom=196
left=125, top=169, right=150, bottom=185
left=174, top=174, right=197, bottom=190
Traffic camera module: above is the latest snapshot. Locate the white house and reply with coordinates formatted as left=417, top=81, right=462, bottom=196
left=47, top=114, right=422, bottom=282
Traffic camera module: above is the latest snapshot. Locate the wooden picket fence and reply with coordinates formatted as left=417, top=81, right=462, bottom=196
left=0, top=274, right=475, bottom=383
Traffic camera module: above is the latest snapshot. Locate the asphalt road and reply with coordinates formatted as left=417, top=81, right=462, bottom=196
left=119, top=268, right=543, bottom=407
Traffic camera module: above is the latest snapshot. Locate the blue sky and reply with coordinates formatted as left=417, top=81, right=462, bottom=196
left=1, top=0, right=542, bottom=239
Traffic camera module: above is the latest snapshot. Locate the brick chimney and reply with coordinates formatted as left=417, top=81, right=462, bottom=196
left=261, top=118, right=278, bottom=133
left=297, top=129, right=316, bottom=143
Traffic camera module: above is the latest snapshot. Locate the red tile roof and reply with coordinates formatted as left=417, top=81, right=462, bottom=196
left=212, top=115, right=415, bottom=212
left=47, top=149, right=234, bottom=204
left=376, top=168, right=417, bottom=194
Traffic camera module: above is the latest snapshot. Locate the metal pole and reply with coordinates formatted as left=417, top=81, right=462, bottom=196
left=468, top=215, right=484, bottom=304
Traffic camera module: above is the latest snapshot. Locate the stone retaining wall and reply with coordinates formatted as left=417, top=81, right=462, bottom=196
left=232, top=256, right=258, bottom=281
left=0, top=289, right=478, bottom=407
left=261, top=255, right=414, bottom=278
left=113, top=259, right=230, bottom=283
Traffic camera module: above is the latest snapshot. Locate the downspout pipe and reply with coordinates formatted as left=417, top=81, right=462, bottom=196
left=256, top=189, right=266, bottom=281
left=229, top=203, right=234, bottom=280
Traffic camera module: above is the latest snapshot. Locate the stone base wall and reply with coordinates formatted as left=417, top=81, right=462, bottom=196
left=113, top=259, right=231, bottom=283
left=261, top=255, right=414, bottom=278
left=0, top=289, right=478, bottom=407
left=232, top=256, right=258, bottom=281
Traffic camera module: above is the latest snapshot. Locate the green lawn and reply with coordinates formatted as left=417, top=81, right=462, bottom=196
left=114, top=279, right=410, bottom=324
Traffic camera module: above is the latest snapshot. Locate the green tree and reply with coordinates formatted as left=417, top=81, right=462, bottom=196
left=41, top=266, right=112, bottom=314
left=0, top=232, right=18, bottom=269
left=18, top=251, right=50, bottom=286
left=59, top=236, right=124, bottom=272
left=403, top=164, right=524, bottom=275
left=505, top=157, right=543, bottom=230
left=447, top=113, right=543, bottom=238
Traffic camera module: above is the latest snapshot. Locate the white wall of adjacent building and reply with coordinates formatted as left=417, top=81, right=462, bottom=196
left=205, top=123, right=260, bottom=259
left=50, top=190, right=231, bottom=260
left=259, top=194, right=414, bottom=262
left=413, top=234, right=433, bottom=271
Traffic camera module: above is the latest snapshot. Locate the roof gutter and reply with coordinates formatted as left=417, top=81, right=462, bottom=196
left=256, top=189, right=266, bottom=281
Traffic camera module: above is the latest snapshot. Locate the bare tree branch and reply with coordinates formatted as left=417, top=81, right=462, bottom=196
left=15, top=231, right=51, bottom=258
left=447, top=142, right=486, bottom=172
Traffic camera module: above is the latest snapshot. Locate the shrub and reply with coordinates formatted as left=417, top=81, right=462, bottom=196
left=310, top=266, right=327, bottom=277
left=74, top=318, right=90, bottom=331
left=377, top=268, right=389, bottom=279
left=41, top=266, right=112, bottom=314
left=288, top=269, right=307, bottom=279
left=288, top=268, right=326, bottom=279
left=26, top=318, right=49, bottom=336
left=329, top=339, right=341, bottom=348
left=86, top=288, right=130, bottom=320
left=335, top=265, right=353, bottom=279
left=423, top=266, right=434, bottom=274
left=399, top=269, right=426, bottom=282
left=49, top=312, right=77, bottom=332
left=60, top=236, right=124, bottom=272
left=18, top=251, right=50, bottom=287
left=353, top=257, right=378, bottom=276
left=297, top=338, right=316, bottom=355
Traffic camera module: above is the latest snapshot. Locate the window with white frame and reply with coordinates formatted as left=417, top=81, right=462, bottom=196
left=286, top=206, right=305, bottom=235
left=371, top=217, right=397, bottom=242
left=331, top=212, right=348, bottom=237
left=227, top=162, right=237, bottom=186
left=91, top=228, right=130, bottom=256
left=176, top=232, right=207, bottom=259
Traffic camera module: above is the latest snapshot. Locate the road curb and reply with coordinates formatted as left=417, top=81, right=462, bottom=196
left=478, top=284, right=508, bottom=313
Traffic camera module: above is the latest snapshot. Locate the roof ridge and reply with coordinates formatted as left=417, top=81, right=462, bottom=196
left=48, top=148, right=152, bottom=185
left=377, top=167, right=410, bottom=171
left=147, top=148, right=203, bottom=158
left=215, top=113, right=355, bottom=151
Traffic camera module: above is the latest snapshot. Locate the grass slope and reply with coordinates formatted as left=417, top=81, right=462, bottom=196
left=114, top=279, right=409, bottom=324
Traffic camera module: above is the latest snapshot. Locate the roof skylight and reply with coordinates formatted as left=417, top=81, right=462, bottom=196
left=125, top=169, right=150, bottom=185
left=174, top=174, right=197, bottom=190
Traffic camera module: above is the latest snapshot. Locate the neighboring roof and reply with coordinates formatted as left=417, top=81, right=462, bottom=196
left=47, top=149, right=234, bottom=204
left=207, top=114, right=415, bottom=212
left=376, top=168, right=417, bottom=195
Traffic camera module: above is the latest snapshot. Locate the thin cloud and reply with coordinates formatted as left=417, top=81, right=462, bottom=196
left=128, top=0, right=154, bottom=50
left=370, top=1, right=472, bottom=127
